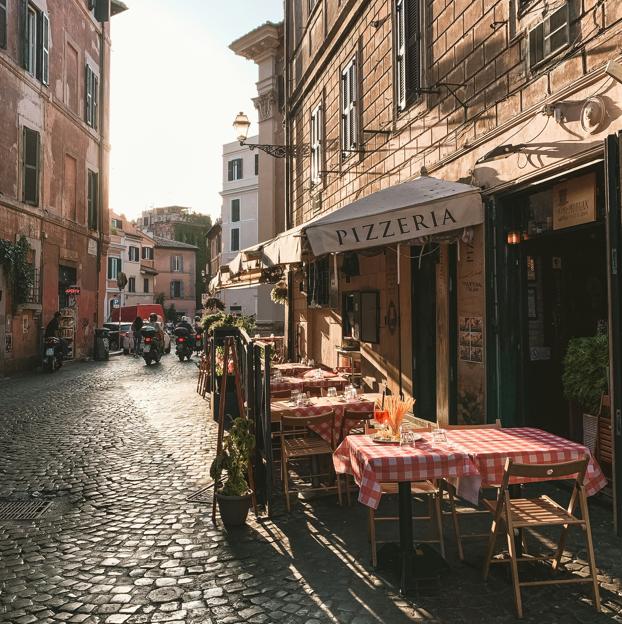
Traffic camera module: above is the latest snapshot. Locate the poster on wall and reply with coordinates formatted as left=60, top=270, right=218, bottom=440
left=459, top=316, right=483, bottom=364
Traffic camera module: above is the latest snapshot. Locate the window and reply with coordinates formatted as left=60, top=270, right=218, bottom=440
left=171, top=255, right=183, bottom=272
left=254, top=154, right=259, bottom=176
left=310, top=104, right=323, bottom=186
left=23, top=3, right=49, bottom=84
left=143, top=278, right=149, bottom=293
left=170, top=280, right=183, bottom=298
left=128, top=277, right=136, bottom=293
left=1, top=0, right=7, bottom=49
left=143, top=217, right=149, bottom=226
left=228, top=158, right=243, bottom=181
left=395, top=0, right=422, bottom=111
left=341, top=57, right=358, bottom=158
left=529, top=4, right=569, bottom=68
left=231, top=228, right=240, bottom=252
left=22, top=126, right=40, bottom=205
left=111, top=218, right=123, bottom=229
left=343, top=292, right=380, bottom=343
left=85, top=64, right=99, bottom=129
left=129, top=246, right=140, bottom=262
left=107, top=257, right=122, bottom=279
left=142, top=247, right=154, bottom=260
left=87, top=170, right=98, bottom=230
left=307, top=257, right=330, bottom=307
left=231, top=199, right=240, bottom=223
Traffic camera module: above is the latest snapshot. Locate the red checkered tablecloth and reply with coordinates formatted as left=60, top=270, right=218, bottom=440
left=302, top=376, right=348, bottom=390
left=271, top=394, right=378, bottom=444
left=445, top=427, right=607, bottom=498
left=271, top=363, right=313, bottom=378
left=333, top=434, right=479, bottom=510
left=270, top=377, right=305, bottom=393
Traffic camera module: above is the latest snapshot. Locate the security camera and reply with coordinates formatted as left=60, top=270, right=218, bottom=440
left=605, top=60, right=622, bottom=84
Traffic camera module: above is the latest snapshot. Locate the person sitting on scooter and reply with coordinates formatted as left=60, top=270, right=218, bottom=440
left=176, top=316, right=195, bottom=349
left=45, top=312, right=69, bottom=357
left=148, top=313, right=165, bottom=351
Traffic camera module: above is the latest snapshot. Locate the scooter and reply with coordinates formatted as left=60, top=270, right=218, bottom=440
left=194, top=329, right=204, bottom=354
left=43, top=337, right=63, bottom=373
left=174, top=326, right=194, bottom=361
left=140, top=326, right=162, bottom=366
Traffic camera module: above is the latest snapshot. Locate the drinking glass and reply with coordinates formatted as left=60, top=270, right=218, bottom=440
left=297, top=392, right=308, bottom=407
left=374, top=409, right=389, bottom=436
left=291, top=390, right=300, bottom=404
left=327, top=387, right=337, bottom=398
left=400, top=425, right=414, bottom=447
left=431, top=429, right=448, bottom=446
left=309, top=359, right=315, bottom=367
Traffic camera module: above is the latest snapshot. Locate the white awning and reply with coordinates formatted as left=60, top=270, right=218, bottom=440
left=304, top=176, right=483, bottom=256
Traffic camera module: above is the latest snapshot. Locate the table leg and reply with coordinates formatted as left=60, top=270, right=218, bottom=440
left=398, top=481, right=414, bottom=595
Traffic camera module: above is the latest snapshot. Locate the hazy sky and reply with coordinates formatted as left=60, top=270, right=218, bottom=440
left=109, top=0, right=283, bottom=220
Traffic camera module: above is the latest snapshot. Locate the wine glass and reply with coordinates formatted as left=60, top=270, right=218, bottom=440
left=373, top=408, right=389, bottom=436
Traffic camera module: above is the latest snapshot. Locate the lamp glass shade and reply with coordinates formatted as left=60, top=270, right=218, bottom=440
left=233, top=112, right=251, bottom=142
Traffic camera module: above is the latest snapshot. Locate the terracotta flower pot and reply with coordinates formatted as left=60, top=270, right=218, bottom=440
left=215, top=492, right=252, bottom=526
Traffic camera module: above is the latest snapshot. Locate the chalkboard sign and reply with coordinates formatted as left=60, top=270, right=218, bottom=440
left=360, top=291, right=380, bottom=344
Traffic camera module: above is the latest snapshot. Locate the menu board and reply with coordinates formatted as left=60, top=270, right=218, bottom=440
left=459, top=316, right=483, bottom=364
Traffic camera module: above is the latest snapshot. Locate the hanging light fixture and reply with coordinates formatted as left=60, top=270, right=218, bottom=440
left=506, top=231, right=521, bottom=245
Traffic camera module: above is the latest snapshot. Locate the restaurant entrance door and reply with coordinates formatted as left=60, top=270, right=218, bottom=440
left=521, top=225, right=607, bottom=438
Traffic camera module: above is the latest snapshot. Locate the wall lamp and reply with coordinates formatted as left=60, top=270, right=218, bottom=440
left=233, top=112, right=309, bottom=158
left=475, top=143, right=526, bottom=164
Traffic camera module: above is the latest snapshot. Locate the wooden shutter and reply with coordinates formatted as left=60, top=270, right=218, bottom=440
left=85, top=65, right=91, bottom=124
left=237, top=158, right=243, bottom=179
left=42, top=13, right=49, bottom=85
left=93, top=74, right=98, bottom=129
left=0, top=0, right=7, bottom=49
left=108, top=257, right=112, bottom=278
left=23, top=127, right=40, bottom=205
left=341, top=67, right=349, bottom=154
left=180, top=255, right=184, bottom=272
left=179, top=281, right=184, bottom=299
left=395, top=0, right=406, bottom=110
left=228, top=160, right=234, bottom=181
left=170, top=281, right=175, bottom=298
left=20, top=0, right=28, bottom=69
left=170, top=255, right=175, bottom=272
left=404, top=0, right=421, bottom=100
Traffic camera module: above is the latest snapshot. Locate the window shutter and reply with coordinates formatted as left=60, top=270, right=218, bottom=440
left=404, top=0, right=421, bottom=100
left=228, top=160, right=233, bottom=181
left=108, top=257, right=112, bottom=278
left=20, top=0, right=28, bottom=69
left=395, top=0, right=406, bottom=110
left=42, top=13, right=49, bottom=85
left=93, top=74, right=98, bottom=129
left=180, top=281, right=184, bottom=299
left=85, top=65, right=91, bottom=124
left=170, top=255, right=175, bottom=272
left=170, top=281, right=175, bottom=298
left=238, top=158, right=243, bottom=179
left=180, top=256, right=184, bottom=272
left=0, top=0, right=7, bottom=49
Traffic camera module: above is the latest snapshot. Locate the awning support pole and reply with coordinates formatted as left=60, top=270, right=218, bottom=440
left=397, top=244, right=404, bottom=399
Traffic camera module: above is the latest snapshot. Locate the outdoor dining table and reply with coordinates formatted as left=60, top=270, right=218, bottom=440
left=333, top=426, right=607, bottom=595
left=270, top=393, right=380, bottom=443
left=271, top=363, right=314, bottom=377
left=270, top=375, right=349, bottom=394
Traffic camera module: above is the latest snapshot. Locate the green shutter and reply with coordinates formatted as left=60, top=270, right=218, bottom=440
left=404, top=0, right=421, bottom=100
left=0, top=0, right=7, bottom=49
left=20, top=0, right=28, bottom=69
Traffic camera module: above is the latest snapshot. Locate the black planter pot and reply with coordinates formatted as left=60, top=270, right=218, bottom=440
left=216, top=492, right=252, bottom=526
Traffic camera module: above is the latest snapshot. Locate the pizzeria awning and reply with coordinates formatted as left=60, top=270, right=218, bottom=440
left=304, top=175, right=483, bottom=256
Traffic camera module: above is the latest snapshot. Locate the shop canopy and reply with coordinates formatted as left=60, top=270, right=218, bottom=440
left=304, top=175, right=483, bottom=256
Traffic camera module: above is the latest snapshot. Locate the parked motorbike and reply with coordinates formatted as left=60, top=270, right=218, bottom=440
left=174, top=327, right=194, bottom=361
left=140, top=326, right=162, bottom=365
left=43, top=337, right=63, bottom=373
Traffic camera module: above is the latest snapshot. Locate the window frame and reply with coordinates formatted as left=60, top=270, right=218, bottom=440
left=341, top=56, right=358, bottom=160
left=24, top=3, right=49, bottom=85
left=394, top=0, right=422, bottom=113
left=127, top=276, right=136, bottom=293
left=171, top=280, right=183, bottom=299
left=111, top=218, right=123, bottom=229
left=128, top=246, right=140, bottom=262
left=85, top=64, right=99, bottom=129
left=310, top=102, right=323, bottom=186
left=528, top=3, right=570, bottom=69
left=307, top=257, right=331, bottom=307
left=143, top=278, right=149, bottom=293
left=142, top=246, right=154, bottom=260
left=342, top=290, right=380, bottom=344
left=227, top=158, right=243, bottom=181
left=171, top=255, right=183, bottom=272
left=107, top=256, right=122, bottom=280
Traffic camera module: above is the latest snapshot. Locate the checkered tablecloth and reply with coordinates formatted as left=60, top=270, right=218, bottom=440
left=446, top=427, right=607, bottom=499
left=271, top=363, right=313, bottom=378
left=302, top=376, right=348, bottom=390
left=271, top=394, right=378, bottom=444
left=333, top=434, right=479, bottom=510
left=270, top=377, right=305, bottom=393
left=270, top=376, right=348, bottom=394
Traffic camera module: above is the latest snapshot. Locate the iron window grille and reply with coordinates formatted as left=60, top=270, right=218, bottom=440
left=25, top=267, right=41, bottom=304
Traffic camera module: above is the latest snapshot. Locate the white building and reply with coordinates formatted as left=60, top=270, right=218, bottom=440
left=218, top=139, right=283, bottom=329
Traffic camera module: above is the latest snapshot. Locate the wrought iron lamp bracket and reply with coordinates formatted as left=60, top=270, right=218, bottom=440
left=240, top=141, right=309, bottom=159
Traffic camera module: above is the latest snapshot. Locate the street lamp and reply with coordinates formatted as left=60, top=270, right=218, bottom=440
left=232, top=111, right=309, bottom=159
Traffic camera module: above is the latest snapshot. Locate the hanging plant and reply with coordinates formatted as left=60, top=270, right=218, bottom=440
left=0, top=235, right=34, bottom=310
left=204, top=296, right=225, bottom=311
left=271, top=281, right=288, bottom=305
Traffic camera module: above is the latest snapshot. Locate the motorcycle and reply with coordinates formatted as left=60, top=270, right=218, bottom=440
left=194, top=329, right=204, bottom=354
left=43, top=337, right=63, bottom=373
left=140, top=326, right=162, bottom=365
left=174, top=326, right=194, bottom=361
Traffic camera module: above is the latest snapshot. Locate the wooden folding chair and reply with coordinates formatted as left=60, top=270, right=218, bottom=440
left=596, top=394, right=612, bottom=482
left=280, top=411, right=341, bottom=512
left=368, top=425, right=453, bottom=567
left=271, top=389, right=292, bottom=400
left=440, top=419, right=503, bottom=560
left=482, top=456, right=600, bottom=618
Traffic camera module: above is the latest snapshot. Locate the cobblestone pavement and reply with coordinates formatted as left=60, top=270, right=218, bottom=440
left=0, top=356, right=621, bottom=624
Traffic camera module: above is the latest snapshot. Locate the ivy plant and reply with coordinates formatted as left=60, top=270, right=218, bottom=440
left=0, top=236, right=34, bottom=310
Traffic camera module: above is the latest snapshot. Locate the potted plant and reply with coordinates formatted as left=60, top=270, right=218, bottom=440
left=270, top=281, right=288, bottom=305
left=562, top=334, right=609, bottom=448
left=210, top=417, right=255, bottom=526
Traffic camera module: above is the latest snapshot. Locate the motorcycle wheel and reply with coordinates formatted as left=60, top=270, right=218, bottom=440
left=45, top=357, right=55, bottom=373
left=178, top=354, right=184, bottom=362
left=144, top=356, right=152, bottom=366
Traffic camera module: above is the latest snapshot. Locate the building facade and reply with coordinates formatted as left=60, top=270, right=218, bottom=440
left=104, top=213, right=157, bottom=319
left=0, top=0, right=126, bottom=373
left=153, top=236, right=198, bottom=319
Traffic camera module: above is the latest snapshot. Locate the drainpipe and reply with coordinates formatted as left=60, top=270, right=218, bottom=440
left=95, top=21, right=106, bottom=327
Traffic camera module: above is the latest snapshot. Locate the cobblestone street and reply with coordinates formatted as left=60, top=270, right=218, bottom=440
left=1, top=356, right=622, bottom=624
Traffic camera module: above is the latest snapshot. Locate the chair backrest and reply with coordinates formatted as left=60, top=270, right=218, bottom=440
left=271, top=390, right=292, bottom=400
left=281, top=411, right=335, bottom=446
left=341, top=409, right=374, bottom=441
left=597, top=394, right=613, bottom=468
left=501, top=456, right=589, bottom=489
left=444, top=418, right=502, bottom=430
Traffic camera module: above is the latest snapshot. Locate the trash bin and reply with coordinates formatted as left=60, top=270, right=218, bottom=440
left=94, top=328, right=110, bottom=361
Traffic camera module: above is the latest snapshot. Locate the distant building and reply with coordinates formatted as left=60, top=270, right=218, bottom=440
left=206, top=219, right=222, bottom=285
left=153, top=237, right=198, bottom=319
left=104, top=213, right=157, bottom=319
left=0, top=0, right=127, bottom=373
left=139, top=206, right=191, bottom=240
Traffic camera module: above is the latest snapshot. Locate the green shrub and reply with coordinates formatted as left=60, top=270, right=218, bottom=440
left=562, top=335, right=609, bottom=415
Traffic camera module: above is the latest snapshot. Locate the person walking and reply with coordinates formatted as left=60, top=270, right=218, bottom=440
left=131, top=316, right=143, bottom=357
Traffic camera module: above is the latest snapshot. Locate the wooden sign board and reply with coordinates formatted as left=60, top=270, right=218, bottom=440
left=553, top=172, right=597, bottom=230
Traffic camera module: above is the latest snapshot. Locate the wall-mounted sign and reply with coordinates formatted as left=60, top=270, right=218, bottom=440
left=459, top=316, right=483, bottom=364
left=65, top=285, right=81, bottom=295
left=88, top=239, right=98, bottom=256
left=553, top=172, right=597, bottom=230
left=112, top=298, right=120, bottom=309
